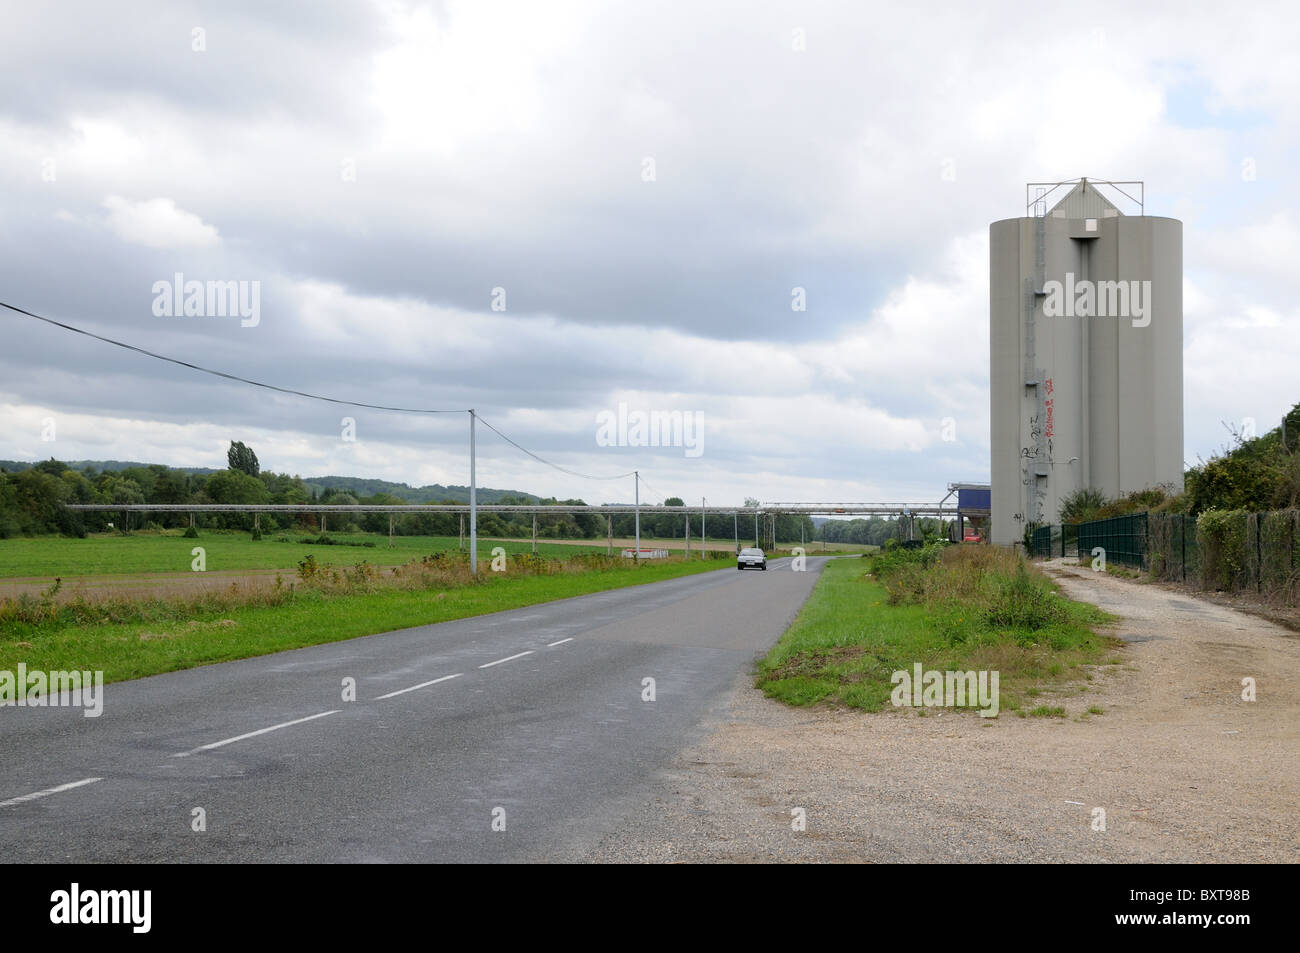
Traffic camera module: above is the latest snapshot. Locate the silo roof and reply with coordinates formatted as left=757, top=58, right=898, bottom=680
left=1049, top=178, right=1122, bottom=218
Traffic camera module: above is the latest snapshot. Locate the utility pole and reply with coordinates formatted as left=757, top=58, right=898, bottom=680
left=469, top=409, right=477, bottom=576
left=733, top=511, right=738, bottom=554
left=701, top=497, right=706, bottom=559
left=754, top=510, right=759, bottom=548
left=634, top=470, right=640, bottom=563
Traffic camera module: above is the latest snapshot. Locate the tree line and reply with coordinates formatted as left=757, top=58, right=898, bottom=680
left=0, top=443, right=848, bottom=543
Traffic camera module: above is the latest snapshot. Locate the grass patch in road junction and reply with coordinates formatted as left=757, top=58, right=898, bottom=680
left=756, top=544, right=1120, bottom=717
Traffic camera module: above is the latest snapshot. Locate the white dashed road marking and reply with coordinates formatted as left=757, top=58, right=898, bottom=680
left=478, top=651, right=534, bottom=669
left=375, top=673, right=463, bottom=700
left=172, top=710, right=340, bottom=758
left=0, top=777, right=102, bottom=809
left=548, top=638, right=574, bottom=647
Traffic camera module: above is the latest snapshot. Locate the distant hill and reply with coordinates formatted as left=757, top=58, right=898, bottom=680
left=0, top=459, right=221, bottom=475
left=0, top=459, right=541, bottom=505
left=301, top=476, right=539, bottom=504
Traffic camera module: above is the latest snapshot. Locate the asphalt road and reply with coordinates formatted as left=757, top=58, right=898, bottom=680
left=0, top=556, right=828, bottom=862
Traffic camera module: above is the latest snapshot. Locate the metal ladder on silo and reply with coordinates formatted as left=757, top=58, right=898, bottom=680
left=1022, top=213, right=1049, bottom=524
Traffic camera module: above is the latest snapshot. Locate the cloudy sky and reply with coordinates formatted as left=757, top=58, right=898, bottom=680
left=2, top=0, right=1297, bottom=506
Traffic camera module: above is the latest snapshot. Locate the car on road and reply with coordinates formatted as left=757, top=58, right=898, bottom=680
left=737, top=547, right=767, bottom=570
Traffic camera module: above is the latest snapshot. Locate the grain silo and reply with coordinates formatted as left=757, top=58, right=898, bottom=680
left=989, top=178, right=1183, bottom=546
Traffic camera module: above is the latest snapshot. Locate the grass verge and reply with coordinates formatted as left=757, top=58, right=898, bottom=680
left=756, top=544, right=1120, bottom=717
left=0, top=555, right=728, bottom=683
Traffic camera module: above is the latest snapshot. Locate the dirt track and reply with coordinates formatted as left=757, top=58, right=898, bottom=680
left=588, top=560, right=1300, bottom=862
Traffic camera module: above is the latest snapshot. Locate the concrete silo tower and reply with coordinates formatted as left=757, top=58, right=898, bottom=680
left=989, top=178, right=1183, bottom=546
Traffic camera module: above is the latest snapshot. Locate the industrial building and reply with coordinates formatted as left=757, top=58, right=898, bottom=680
left=941, top=482, right=990, bottom=541
left=989, top=179, right=1183, bottom=546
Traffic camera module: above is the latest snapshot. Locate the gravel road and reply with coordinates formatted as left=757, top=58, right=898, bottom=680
left=585, top=560, right=1300, bottom=862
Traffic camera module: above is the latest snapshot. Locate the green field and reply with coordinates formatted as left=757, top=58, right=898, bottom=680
left=0, top=531, right=611, bottom=578
left=0, top=557, right=730, bottom=683
left=0, top=531, right=877, bottom=579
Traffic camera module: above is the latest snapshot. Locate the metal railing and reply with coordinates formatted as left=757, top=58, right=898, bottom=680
left=1029, top=522, right=1079, bottom=559
left=1076, top=513, right=1148, bottom=570
left=1032, top=508, right=1300, bottom=603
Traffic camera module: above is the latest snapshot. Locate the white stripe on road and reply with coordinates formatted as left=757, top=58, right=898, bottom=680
left=0, top=776, right=102, bottom=809
left=375, top=673, right=463, bottom=700
left=478, top=651, right=534, bottom=669
left=172, top=710, right=340, bottom=758
left=547, top=638, right=574, bottom=647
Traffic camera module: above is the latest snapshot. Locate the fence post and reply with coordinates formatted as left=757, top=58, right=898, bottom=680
left=1257, top=512, right=1263, bottom=593
left=1142, top=512, right=1149, bottom=572
left=1181, top=515, right=1186, bottom=583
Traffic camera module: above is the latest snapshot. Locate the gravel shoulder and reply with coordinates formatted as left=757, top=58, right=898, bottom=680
left=585, top=560, right=1300, bottom=862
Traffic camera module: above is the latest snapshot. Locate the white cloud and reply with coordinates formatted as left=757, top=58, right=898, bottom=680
left=101, top=195, right=221, bottom=249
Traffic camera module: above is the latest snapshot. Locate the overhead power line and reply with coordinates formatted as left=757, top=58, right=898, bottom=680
left=1, top=299, right=466, bottom=414
left=635, top=472, right=663, bottom=500
left=475, top=414, right=636, bottom=482
left=2, top=298, right=647, bottom=485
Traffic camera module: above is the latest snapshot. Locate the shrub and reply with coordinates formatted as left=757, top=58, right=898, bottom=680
left=297, top=554, right=320, bottom=581
left=1259, top=509, right=1300, bottom=601
left=1197, top=508, right=1248, bottom=591
left=870, top=540, right=944, bottom=581
left=983, top=561, right=1065, bottom=633
left=1059, top=487, right=1108, bottom=523
left=344, top=561, right=379, bottom=588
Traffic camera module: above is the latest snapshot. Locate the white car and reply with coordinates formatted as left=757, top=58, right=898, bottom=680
left=737, top=547, right=767, bottom=570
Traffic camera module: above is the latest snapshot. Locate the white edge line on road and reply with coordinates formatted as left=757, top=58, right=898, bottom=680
left=478, top=650, right=534, bottom=669
left=0, top=776, right=102, bottom=809
left=172, top=710, right=340, bottom=758
left=547, top=638, right=574, bottom=647
left=375, top=673, right=463, bottom=700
